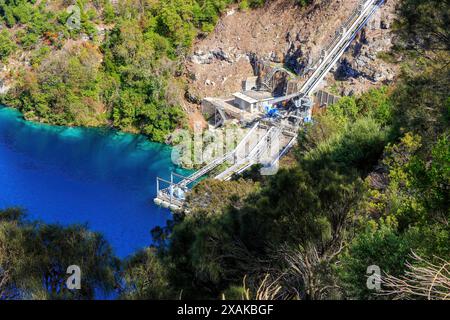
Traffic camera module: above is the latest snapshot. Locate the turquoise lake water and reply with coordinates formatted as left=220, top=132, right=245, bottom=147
left=0, top=106, right=189, bottom=258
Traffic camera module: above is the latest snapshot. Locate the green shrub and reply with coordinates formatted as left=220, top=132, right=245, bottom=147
left=0, top=29, right=16, bottom=61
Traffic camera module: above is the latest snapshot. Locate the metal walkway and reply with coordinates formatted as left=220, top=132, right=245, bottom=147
left=155, top=122, right=264, bottom=209
left=270, top=0, right=383, bottom=105
left=215, top=126, right=282, bottom=181
left=154, top=0, right=383, bottom=210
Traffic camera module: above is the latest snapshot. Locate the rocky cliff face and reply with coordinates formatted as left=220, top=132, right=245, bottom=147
left=328, top=0, right=399, bottom=96
left=0, top=63, right=14, bottom=96
left=184, top=0, right=400, bottom=104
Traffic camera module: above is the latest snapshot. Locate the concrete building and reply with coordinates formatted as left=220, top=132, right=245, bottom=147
left=242, top=76, right=258, bottom=91
left=202, top=89, right=274, bottom=127
left=232, top=90, right=274, bottom=114
left=232, top=92, right=259, bottom=113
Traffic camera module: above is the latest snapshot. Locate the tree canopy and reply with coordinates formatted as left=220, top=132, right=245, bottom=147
left=0, top=208, right=118, bottom=299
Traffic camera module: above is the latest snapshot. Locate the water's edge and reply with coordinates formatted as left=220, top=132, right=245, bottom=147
left=0, top=105, right=191, bottom=258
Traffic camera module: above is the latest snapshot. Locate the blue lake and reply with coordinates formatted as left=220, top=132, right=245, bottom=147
left=0, top=106, right=189, bottom=258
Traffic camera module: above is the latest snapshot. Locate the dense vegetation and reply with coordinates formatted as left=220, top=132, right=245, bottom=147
left=0, top=0, right=448, bottom=300
left=129, top=0, right=448, bottom=300
left=151, top=74, right=448, bottom=300
left=0, top=1, right=313, bottom=141
left=0, top=0, right=235, bottom=141
left=0, top=208, right=117, bottom=299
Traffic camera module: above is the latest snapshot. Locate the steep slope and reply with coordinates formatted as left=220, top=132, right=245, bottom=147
left=185, top=0, right=399, bottom=103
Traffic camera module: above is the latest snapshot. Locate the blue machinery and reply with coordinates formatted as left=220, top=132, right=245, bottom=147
left=264, top=103, right=280, bottom=118
left=154, top=0, right=384, bottom=210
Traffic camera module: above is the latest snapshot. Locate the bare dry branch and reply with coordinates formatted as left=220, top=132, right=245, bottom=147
left=381, top=252, right=450, bottom=300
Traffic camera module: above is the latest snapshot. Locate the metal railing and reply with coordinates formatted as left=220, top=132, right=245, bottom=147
left=154, top=0, right=384, bottom=209
left=269, top=0, right=382, bottom=105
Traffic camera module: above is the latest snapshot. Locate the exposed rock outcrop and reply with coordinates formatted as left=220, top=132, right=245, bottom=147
left=184, top=0, right=401, bottom=113
left=327, top=0, right=399, bottom=95
left=0, top=65, right=11, bottom=95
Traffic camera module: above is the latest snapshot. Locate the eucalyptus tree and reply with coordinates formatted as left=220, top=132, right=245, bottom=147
left=0, top=208, right=119, bottom=300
